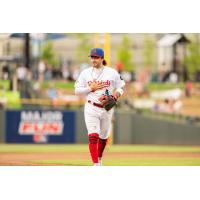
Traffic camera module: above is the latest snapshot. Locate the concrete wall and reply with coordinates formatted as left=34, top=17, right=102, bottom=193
left=114, top=111, right=200, bottom=145
left=1, top=109, right=200, bottom=145
left=113, top=111, right=133, bottom=144
left=75, top=110, right=88, bottom=144
left=131, top=114, right=200, bottom=145
left=75, top=110, right=200, bottom=145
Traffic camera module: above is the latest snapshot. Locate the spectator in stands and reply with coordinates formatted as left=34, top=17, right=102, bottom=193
left=72, top=66, right=80, bottom=81
left=44, top=64, right=52, bottom=80
left=16, top=63, right=27, bottom=82
left=185, top=80, right=193, bottom=97
left=159, top=99, right=171, bottom=113
left=16, top=64, right=33, bottom=98
left=134, top=81, right=143, bottom=97
left=38, top=60, right=46, bottom=82
left=47, top=84, right=57, bottom=100
left=169, top=72, right=178, bottom=83
left=152, top=98, right=182, bottom=114
left=173, top=99, right=183, bottom=114
left=115, top=62, right=124, bottom=74
left=62, top=64, right=70, bottom=80
left=2, top=64, right=10, bottom=80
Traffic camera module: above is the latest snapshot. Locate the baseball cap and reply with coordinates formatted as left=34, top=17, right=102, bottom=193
left=89, top=48, right=104, bottom=58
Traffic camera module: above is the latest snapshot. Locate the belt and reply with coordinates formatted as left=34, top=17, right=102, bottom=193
left=88, top=100, right=103, bottom=108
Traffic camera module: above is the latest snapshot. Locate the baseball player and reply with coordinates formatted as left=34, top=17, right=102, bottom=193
left=75, top=48, right=125, bottom=166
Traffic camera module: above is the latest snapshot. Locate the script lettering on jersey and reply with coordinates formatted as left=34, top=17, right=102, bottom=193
left=87, top=80, right=110, bottom=87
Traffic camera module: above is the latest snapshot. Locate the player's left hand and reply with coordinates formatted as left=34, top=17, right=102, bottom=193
left=99, top=94, right=117, bottom=111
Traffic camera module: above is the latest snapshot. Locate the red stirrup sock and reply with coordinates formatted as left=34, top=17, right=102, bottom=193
left=98, top=138, right=108, bottom=158
left=88, top=133, right=99, bottom=164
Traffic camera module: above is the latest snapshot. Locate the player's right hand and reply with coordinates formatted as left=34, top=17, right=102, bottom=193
left=90, top=81, right=106, bottom=92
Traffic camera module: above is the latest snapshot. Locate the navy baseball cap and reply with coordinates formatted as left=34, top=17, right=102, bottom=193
left=89, top=48, right=104, bottom=58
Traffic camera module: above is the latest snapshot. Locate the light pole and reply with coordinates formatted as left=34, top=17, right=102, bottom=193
left=94, top=33, right=111, bottom=66
left=24, top=33, right=30, bottom=68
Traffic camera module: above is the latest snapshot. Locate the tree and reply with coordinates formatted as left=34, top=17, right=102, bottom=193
left=75, top=33, right=93, bottom=64
left=184, top=34, right=200, bottom=79
left=116, top=35, right=134, bottom=72
left=142, top=35, right=155, bottom=70
left=40, top=41, right=58, bottom=67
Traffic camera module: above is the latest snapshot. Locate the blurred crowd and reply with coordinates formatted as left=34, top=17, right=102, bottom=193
left=151, top=98, right=183, bottom=114
left=0, top=59, right=199, bottom=117
left=1, top=60, right=82, bottom=83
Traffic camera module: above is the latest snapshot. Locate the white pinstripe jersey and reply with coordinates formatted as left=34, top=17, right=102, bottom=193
left=75, top=66, right=125, bottom=103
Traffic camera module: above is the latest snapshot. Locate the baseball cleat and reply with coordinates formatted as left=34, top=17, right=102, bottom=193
left=93, top=163, right=101, bottom=166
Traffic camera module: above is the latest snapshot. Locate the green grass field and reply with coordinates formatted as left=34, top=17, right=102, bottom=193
left=0, top=144, right=200, bottom=166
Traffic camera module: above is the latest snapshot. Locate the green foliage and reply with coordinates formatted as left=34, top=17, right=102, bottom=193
left=184, top=34, right=200, bottom=77
left=40, top=41, right=59, bottom=67
left=39, top=81, right=75, bottom=90
left=143, top=35, right=155, bottom=70
left=146, top=82, right=184, bottom=91
left=0, top=80, right=10, bottom=90
left=117, top=35, right=134, bottom=72
left=76, top=33, right=93, bottom=63
left=0, top=90, right=21, bottom=108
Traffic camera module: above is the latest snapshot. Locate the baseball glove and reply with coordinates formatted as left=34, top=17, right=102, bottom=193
left=99, top=94, right=117, bottom=111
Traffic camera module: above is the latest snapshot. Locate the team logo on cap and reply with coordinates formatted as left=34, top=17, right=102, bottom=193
left=90, top=48, right=104, bottom=57
left=92, top=49, right=97, bottom=54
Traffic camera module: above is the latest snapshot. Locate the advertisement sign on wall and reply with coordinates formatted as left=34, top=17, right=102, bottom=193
left=6, top=110, right=75, bottom=143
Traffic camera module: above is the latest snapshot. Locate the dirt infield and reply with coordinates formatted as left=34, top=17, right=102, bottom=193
left=0, top=152, right=89, bottom=165
left=1, top=151, right=200, bottom=166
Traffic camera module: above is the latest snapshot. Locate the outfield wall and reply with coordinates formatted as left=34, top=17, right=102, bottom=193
left=74, top=110, right=200, bottom=145
left=0, top=110, right=5, bottom=142
left=0, top=109, right=200, bottom=145
left=0, top=109, right=88, bottom=144
left=114, top=111, right=200, bottom=145
left=75, top=110, right=88, bottom=144
left=4, top=110, right=76, bottom=144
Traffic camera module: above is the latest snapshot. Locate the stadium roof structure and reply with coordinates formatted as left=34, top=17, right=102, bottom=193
left=157, top=33, right=190, bottom=47
left=0, top=33, right=67, bottom=40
